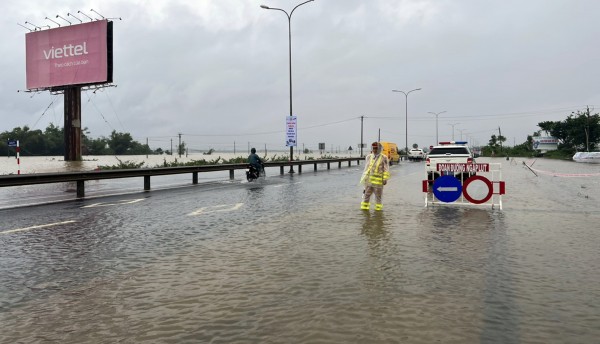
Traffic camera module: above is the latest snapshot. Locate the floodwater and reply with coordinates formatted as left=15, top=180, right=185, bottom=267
left=0, top=156, right=599, bottom=343
left=0, top=151, right=353, bottom=175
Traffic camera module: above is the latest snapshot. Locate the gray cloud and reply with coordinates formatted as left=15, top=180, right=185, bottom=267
left=2, top=0, right=599, bottom=152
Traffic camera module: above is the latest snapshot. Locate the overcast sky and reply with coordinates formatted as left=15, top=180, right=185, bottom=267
left=2, top=0, right=599, bottom=153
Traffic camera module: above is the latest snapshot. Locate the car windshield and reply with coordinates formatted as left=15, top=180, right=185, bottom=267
left=429, top=147, right=470, bottom=155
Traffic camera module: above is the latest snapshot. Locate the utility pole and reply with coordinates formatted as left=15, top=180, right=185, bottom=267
left=498, top=126, right=503, bottom=152
left=170, top=138, right=173, bottom=155
left=146, top=137, right=148, bottom=159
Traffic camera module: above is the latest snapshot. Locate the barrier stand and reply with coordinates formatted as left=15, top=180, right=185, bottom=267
left=16, top=140, right=21, bottom=175
left=423, top=162, right=505, bottom=209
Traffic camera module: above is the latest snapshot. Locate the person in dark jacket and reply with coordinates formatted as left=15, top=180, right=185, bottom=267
left=248, top=148, right=264, bottom=177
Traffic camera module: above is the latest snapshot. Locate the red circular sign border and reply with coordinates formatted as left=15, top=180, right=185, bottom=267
left=462, top=175, right=493, bottom=204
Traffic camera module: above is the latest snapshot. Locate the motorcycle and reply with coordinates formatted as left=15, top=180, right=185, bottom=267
left=246, top=164, right=265, bottom=182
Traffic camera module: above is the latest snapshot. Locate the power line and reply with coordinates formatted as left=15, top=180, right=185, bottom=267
left=103, top=89, right=127, bottom=132
left=84, top=91, right=115, bottom=132
left=30, top=95, right=60, bottom=130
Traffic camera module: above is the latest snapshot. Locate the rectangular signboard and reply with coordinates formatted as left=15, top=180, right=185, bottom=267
left=532, top=136, right=558, bottom=152
left=436, top=163, right=490, bottom=173
left=7, top=139, right=17, bottom=147
left=286, top=116, right=297, bottom=147
left=26, top=20, right=112, bottom=89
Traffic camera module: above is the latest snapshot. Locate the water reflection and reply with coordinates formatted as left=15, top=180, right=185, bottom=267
left=416, top=206, right=519, bottom=342
left=360, top=211, right=389, bottom=249
left=358, top=211, right=404, bottom=292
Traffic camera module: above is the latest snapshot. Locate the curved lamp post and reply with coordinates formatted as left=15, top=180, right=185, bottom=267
left=261, top=0, right=314, bottom=173
left=428, top=111, right=446, bottom=144
left=392, top=88, right=421, bottom=155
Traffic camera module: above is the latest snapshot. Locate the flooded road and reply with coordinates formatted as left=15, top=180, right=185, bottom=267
left=0, top=157, right=599, bottom=343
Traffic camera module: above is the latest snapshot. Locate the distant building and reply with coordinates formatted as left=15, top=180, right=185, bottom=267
left=532, top=136, right=558, bottom=153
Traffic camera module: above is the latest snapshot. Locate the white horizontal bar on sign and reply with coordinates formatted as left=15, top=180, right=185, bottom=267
left=436, top=163, right=490, bottom=173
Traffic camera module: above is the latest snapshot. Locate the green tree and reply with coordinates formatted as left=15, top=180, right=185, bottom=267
left=108, top=130, right=135, bottom=155
left=1, top=125, right=163, bottom=156
left=84, top=136, right=111, bottom=155
left=538, top=107, right=600, bottom=151
left=43, top=123, right=64, bottom=155
left=178, top=142, right=186, bottom=156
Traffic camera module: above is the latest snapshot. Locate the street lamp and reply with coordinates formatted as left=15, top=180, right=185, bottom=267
left=261, top=0, right=314, bottom=173
left=392, top=88, right=421, bottom=155
left=448, top=122, right=460, bottom=141
left=428, top=111, right=446, bottom=144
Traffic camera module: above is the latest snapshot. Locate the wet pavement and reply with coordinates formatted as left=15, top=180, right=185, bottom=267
left=0, top=158, right=599, bottom=343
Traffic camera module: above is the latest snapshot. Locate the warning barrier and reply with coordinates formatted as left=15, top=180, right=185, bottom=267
left=423, top=162, right=505, bottom=209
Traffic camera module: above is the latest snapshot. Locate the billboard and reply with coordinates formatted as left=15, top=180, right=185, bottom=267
left=26, top=20, right=113, bottom=89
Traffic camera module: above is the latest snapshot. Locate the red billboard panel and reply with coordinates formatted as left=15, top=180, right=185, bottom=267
left=26, top=20, right=112, bottom=89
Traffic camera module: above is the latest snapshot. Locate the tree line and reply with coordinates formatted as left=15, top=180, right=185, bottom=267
left=482, top=107, right=599, bottom=158
left=2, top=107, right=598, bottom=158
left=0, top=124, right=178, bottom=156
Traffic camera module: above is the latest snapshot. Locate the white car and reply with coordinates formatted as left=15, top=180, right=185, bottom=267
left=425, top=141, right=475, bottom=183
left=408, top=148, right=425, bottom=161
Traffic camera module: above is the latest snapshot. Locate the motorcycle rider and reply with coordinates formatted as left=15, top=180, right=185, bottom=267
left=247, top=148, right=264, bottom=178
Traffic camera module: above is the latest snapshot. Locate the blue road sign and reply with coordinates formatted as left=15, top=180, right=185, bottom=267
left=7, top=139, right=17, bottom=147
left=432, top=175, right=463, bottom=203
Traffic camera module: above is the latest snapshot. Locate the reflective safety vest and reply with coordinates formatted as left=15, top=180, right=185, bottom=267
left=361, top=154, right=390, bottom=186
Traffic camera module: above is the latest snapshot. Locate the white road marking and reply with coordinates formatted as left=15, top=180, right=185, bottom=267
left=187, top=203, right=244, bottom=216
left=0, top=220, right=76, bottom=235
left=273, top=182, right=302, bottom=188
left=81, top=198, right=145, bottom=208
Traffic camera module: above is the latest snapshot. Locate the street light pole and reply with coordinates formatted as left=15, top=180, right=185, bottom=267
left=448, top=122, right=460, bottom=141
left=457, top=128, right=467, bottom=141
left=428, top=111, right=446, bottom=144
left=392, top=88, right=421, bottom=155
left=261, top=0, right=314, bottom=173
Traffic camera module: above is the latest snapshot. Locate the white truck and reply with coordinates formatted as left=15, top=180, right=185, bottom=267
left=425, top=141, right=475, bottom=184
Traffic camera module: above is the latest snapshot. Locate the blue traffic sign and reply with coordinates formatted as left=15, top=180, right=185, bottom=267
left=432, top=175, right=463, bottom=203
left=7, top=139, right=17, bottom=147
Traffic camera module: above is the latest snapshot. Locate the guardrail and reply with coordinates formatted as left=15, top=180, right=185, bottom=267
left=0, top=157, right=363, bottom=198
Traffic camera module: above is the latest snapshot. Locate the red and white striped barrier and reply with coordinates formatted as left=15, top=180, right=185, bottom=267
left=16, top=140, right=20, bottom=175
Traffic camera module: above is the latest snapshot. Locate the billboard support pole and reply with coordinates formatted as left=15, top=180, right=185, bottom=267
left=64, top=86, right=82, bottom=161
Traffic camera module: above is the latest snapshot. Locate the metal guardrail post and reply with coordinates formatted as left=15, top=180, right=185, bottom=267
left=77, top=180, right=85, bottom=198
